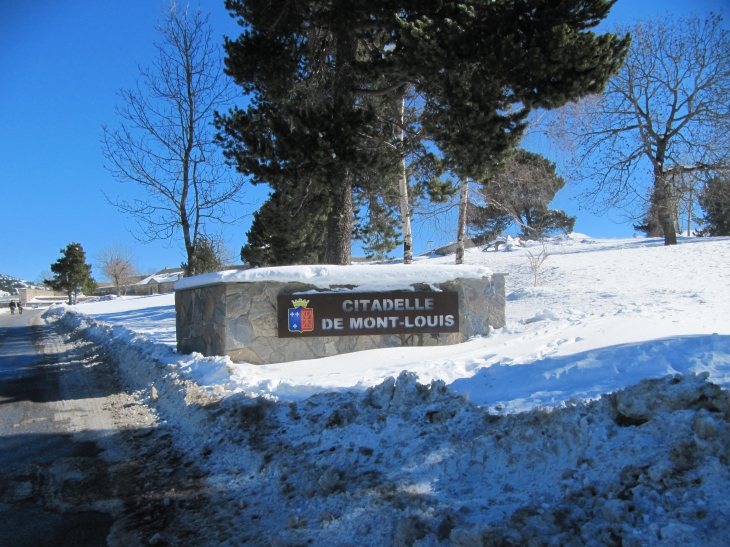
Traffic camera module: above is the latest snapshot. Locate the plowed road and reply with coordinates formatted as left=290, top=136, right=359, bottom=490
left=0, top=311, right=213, bottom=547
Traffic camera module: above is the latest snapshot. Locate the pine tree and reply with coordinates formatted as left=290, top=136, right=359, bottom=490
left=241, top=189, right=330, bottom=266
left=219, top=0, right=628, bottom=264
left=181, top=236, right=235, bottom=273
left=633, top=202, right=666, bottom=237
left=524, top=209, right=576, bottom=239
left=468, top=205, right=513, bottom=244
left=471, top=150, right=576, bottom=240
left=218, top=2, right=403, bottom=264
left=697, top=174, right=730, bottom=236
left=81, top=277, right=98, bottom=297
left=397, top=0, right=627, bottom=261
left=182, top=238, right=219, bottom=274
left=353, top=190, right=402, bottom=261
left=46, top=243, right=95, bottom=304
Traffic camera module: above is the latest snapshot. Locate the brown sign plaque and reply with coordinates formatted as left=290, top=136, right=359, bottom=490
left=277, top=292, right=459, bottom=338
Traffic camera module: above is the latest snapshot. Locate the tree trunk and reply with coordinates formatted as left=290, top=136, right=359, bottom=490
left=182, top=208, right=196, bottom=276
left=181, top=199, right=196, bottom=275
left=186, top=248, right=197, bottom=277
left=325, top=179, right=352, bottom=265
left=398, top=93, right=413, bottom=264
left=323, top=28, right=357, bottom=266
left=687, top=178, right=693, bottom=236
left=455, top=177, right=469, bottom=264
left=654, top=171, right=678, bottom=245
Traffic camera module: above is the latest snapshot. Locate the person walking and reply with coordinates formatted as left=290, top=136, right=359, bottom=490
left=9, top=300, right=16, bottom=315
left=17, top=301, right=23, bottom=314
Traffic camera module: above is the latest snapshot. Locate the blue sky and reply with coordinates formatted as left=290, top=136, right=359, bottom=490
left=1, top=0, right=728, bottom=282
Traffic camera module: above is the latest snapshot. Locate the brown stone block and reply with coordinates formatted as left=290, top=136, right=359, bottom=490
left=279, top=339, right=317, bottom=363
left=227, top=316, right=254, bottom=349
left=353, top=335, right=380, bottom=352
left=202, top=294, right=216, bottom=322
left=250, top=312, right=278, bottom=338
left=228, top=347, right=264, bottom=365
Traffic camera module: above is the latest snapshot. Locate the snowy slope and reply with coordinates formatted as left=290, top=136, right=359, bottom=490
left=0, top=273, right=35, bottom=295
left=45, top=235, right=730, bottom=546
left=68, top=235, right=730, bottom=411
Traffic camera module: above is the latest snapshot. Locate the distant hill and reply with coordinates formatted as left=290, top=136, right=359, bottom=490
left=0, top=273, right=44, bottom=295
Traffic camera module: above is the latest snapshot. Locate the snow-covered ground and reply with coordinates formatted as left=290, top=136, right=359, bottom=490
left=69, top=235, right=730, bottom=410
left=45, top=235, right=730, bottom=546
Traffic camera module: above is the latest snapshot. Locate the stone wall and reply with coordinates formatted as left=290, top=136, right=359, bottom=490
left=175, top=275, right=505, bottom=365
left=18, top=288, right=68, bottom=306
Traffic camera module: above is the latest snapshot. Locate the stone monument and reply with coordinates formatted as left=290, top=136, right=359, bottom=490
left=174, top=264, right=505, bottom=365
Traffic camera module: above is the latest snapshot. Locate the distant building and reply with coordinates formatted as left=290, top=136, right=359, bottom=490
left=132, top=267, right=186, bottom=296
left=94, top=266, right=253, bottom=298
left=17, top=288, right=68, bottom=306
left=93, top=275, right=148, bottom=296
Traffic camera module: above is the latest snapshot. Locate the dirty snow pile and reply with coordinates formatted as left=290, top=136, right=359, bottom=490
left=179, top=370, right=730, bottom=547
left=43, top=235, right=730, bottom=546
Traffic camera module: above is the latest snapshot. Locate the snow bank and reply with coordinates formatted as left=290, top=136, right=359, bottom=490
left=46, top=304, right=730, bottom=546
left=174, top=263, right=494, bottom=291
left=63, top=293, right=177, bottom=346
left=42, top=303, right=68, bottom=317
left=44, top=306, right=231, bottom=391
left=506, top=286, right=556, bottom=301
left=42, top=234, right=730, bottom=545
left=58, top=236, right=730, bottom=405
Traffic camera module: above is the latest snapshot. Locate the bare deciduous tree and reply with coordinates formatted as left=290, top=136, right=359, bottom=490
left=96, top=244, right=139, bottom=297
left=397, top=92, right=414, bottom=264
left=35, top=271, right=54, bottom=286
left=102, top=2, right=245, bottom=275
left=526, top=242, right=551, bottom=287
left=455, top=177, right=470, bottom=265
left=556, top=14, right=730, bottom=245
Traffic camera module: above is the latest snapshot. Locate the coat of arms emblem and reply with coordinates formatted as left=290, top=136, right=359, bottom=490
left=288, top=298, right=314, bottom=333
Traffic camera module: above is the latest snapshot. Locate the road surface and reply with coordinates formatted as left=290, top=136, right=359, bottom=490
left=0, top=310, right=215, bottom=546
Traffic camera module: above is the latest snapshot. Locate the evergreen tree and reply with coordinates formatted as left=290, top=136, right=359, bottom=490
left=81, top=277, right=98, bottom=297
left=523, top=209, right=576, bottom=240
left=697, top=174, right=730, bottom=236
left=46, top=243, right=95, bottom=304
left=218, top=2, right=403, bottom=264
left=241, top=189, right=330, bottom=266
left=181, top=238, right=221, bottom=274
left=353, top=190, right=402, bottom=261
left=236, top=115, right=427, bottom=265
left=633, top=202, right=666, bottom=237
left=182, top=236, right=234, bottom=274
left=219, top=0, right=628, bottom=264
left=468, top=204, right=513, bottom=245
left=397, top=1, right=627, bottom=261
left=471, top=150, right=576, bottom=240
